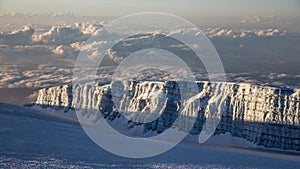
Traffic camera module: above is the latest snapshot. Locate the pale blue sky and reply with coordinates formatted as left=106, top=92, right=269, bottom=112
left=0, top=0, right=299, bottom=17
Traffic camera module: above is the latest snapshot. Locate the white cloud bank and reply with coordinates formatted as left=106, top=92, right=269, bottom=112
left=0, top=25, right=34, bottom=45
left=0, top=64, right=299, bottom=89
left=0, top=23, right=299, bottom=89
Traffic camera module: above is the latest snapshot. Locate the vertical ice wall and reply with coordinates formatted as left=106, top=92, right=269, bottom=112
left=35, top=81, right=300, bottom=150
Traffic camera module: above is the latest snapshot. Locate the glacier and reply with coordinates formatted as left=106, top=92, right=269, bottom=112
left=35, top=81, right=300, bottom=151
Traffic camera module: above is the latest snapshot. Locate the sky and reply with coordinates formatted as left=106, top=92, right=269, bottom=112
left=0, top=0, right=299, bottom=17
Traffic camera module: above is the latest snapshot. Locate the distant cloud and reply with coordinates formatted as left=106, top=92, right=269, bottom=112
left=202, top=28, right=286, bottom=38
left=0, top=64, right=299, bottom=89
left=0, top=12, right=78, bottom=18
left=241, top=16, right=280, bottom=24
left=0, top=64, right=73, bottom=89
left=52, top=45, right=65, bottom=55
left=52, top=45, right=78, bottom=57
left=0, top=45, right=52, bottom=58
left=0, top=23, right=299, bottom=89
left=0, top=25, right=34, bottom=45
left=32, top=25, right=87, bottom=45
left=254, top=29, right=283, bottom=37
left=80, top=23, right=103, bottom=35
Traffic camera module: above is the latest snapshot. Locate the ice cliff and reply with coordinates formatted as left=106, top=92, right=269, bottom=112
left=35, top=81, right=300, bottom=150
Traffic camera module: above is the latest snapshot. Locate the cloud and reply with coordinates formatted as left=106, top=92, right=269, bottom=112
left=241, top=16, right=280, bottom=24
left=1, top=24, right=287, bottom=62
left=52, top=45, right=79, bottom=57
left=106, top=48, right=123, bottom=63
left=0, top=12, right=78, bottom=18
left=0, top=45, right=53, bottom=58
left=0, top=64, right=74, bottom=89
left=32, top=25, right=87, bottom=45
left=0, top=23, right=299, bottom=90
left=80, top=23, right=103, bottom=35
left=52, top=45, right=65, bottom=54
left=205, top=28, right=234, bottom=37
left=202, top=28, right=286, bottom=39
left=0, top=63, right=299, bottom=89
left=0, top=25, right=34, bottom=45
left=0, top=24, right=101, bottom=59
left=254, top=29, right=284, bottom=37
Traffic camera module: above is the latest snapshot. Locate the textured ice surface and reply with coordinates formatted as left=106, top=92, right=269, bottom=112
left=0, top=103, right=300, bottom=168
left=35, top=81, right=300, bottom=150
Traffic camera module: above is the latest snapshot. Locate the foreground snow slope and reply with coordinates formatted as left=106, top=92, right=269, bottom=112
left=0, top=103, right=299, bottom=168
left=36, top=81, right=300, bottom=150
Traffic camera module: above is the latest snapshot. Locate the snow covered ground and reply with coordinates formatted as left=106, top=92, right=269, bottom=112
left=0, top=103, right=299, bottom=168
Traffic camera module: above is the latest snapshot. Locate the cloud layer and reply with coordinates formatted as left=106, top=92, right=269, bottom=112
left=0, top=63, right=299, bottom=89
left=0, top=25, right=34, bottom=45
left=0, top=23, right=299, bottom=89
